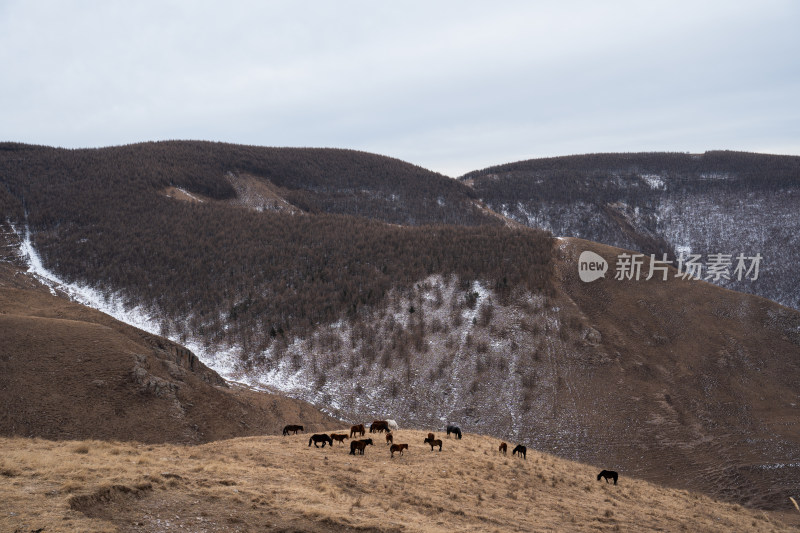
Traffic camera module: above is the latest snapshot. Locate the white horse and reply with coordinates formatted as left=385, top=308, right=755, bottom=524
left=386, top=419, right=399, bottom=431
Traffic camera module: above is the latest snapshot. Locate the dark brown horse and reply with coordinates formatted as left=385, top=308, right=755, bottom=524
left=424, top=436, right=442, bottom=451
left=349, top=438, right=374, bottom=455
left=308, top=434, right=333, bottom=448
left=350, top=424, right=365, bottom=438
left=597, top=470, right=618, bottom=485
left=499, top=442, right=507, bottom=455
left=330, top=433, right=349, bottom=445
left=390, top=443, right=408, bottom=458
left=385, top=432, right=393, bottom=445
left=370, top=420, right=389, bottom=433
left=427, top=432, right=435, bottom=441
left=282, top=424, right=303, bottom=436
left=512, top=444, right=526, bottom=459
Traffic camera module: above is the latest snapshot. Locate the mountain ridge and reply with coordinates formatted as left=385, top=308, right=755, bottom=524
left=460, top=150, right=800, bottom=310
left=1, top=141, right=799, bottom=513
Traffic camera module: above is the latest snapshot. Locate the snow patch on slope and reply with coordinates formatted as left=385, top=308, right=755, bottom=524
left=10, top=224, right=594, bottom=452
left=639, top=174, right=666, bottom=190
left=12, top=223, right=245, bottom=381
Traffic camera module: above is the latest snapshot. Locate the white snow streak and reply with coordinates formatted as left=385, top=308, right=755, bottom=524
left=639, top=173, right=666, bottom=190
left=12, top=223, right=246, bottom=382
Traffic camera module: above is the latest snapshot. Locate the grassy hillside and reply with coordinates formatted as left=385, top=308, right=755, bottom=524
left=0, top=261, right=339, bottom=443
left=2, top=430, right=797, bottom=532
left=212, top=236, right=800, bottom=512
left=550, top=238, right=800, bottom=511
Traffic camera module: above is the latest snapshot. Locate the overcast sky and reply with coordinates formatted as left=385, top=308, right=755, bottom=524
left=2, top=1, right=798, bottom=176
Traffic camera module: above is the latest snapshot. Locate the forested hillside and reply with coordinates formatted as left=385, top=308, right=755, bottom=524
left=0, top=141, right=552, bottom=354
left=1, top=141, right=494, bottom=225
left=462, top=151, right=800, bottom=309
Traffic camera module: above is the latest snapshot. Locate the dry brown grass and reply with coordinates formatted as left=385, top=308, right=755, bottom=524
left=1, top=431, right=795, bottom=533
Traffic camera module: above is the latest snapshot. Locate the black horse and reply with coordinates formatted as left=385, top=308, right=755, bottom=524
left=512, top=444, right=526, bottom=459
left=283, top=424, right=303, bottom=436
left=308, top=434, right=333, bottom=448
left=597, top=470, right=618, bottom=485
left=446, top=425, right=462, bottom=439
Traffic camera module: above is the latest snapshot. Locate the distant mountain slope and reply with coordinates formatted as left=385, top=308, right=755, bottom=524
left=461, top=151, right=800, bottom=310
left=0, top=262, right=339, bottom=443
left=0, top=140, right=495, bottom=226
left=551, top=238, right=800, bottom=510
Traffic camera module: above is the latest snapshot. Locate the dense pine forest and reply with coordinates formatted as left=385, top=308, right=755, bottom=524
left=1, top=141, right=496, bottom=226
left=462, top=151, right=800, bottom=198
left=0, top=142, right=553, bottom=353
left=462, top=150, right=800, bottom=309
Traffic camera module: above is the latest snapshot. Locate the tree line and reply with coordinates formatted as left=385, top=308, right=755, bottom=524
left=1, top=141, right=495, bottom=227
left=0, top=141, right=553, bottom=352
left=462, top=150, right=800, bottom=206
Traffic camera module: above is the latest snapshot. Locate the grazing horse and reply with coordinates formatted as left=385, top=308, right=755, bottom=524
left=387, top=419, right=399, bottom=431
left=350, top=424, right=365, bottom=438
left=427, top=432, right=435, bottom=441
left=499, top=442, right=507, bottom=455
left=512, top=445, right=526, bottom=459
left=385, top=432, right=393, bottom=445
left=308, top=434, right=333, bottom=448
left=349, top=438, right=374, bottom=455
left=330, top=433, right=349, bottom=445
left=446, top=425, right=462, bottom=439
left=370, top=420, right=390, bottom=433
left=390, top=443, right=408, bottom=458
left=597, top=470, right=618, bottom=485
left=282, top=424, right=303, bottom=436
left=424, top=436, right=442, bottom=451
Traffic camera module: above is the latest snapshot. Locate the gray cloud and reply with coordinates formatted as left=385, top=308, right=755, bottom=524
left=2, top=0, right=798, bottom=176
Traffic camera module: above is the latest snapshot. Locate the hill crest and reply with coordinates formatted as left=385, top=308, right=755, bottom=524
left=3, top=430, right=798, bottom=532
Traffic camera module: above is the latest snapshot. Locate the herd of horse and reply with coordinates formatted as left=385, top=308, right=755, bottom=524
left=284, top=422, right=619, bottom=484
left=288, top=420, right=461, bottom=458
